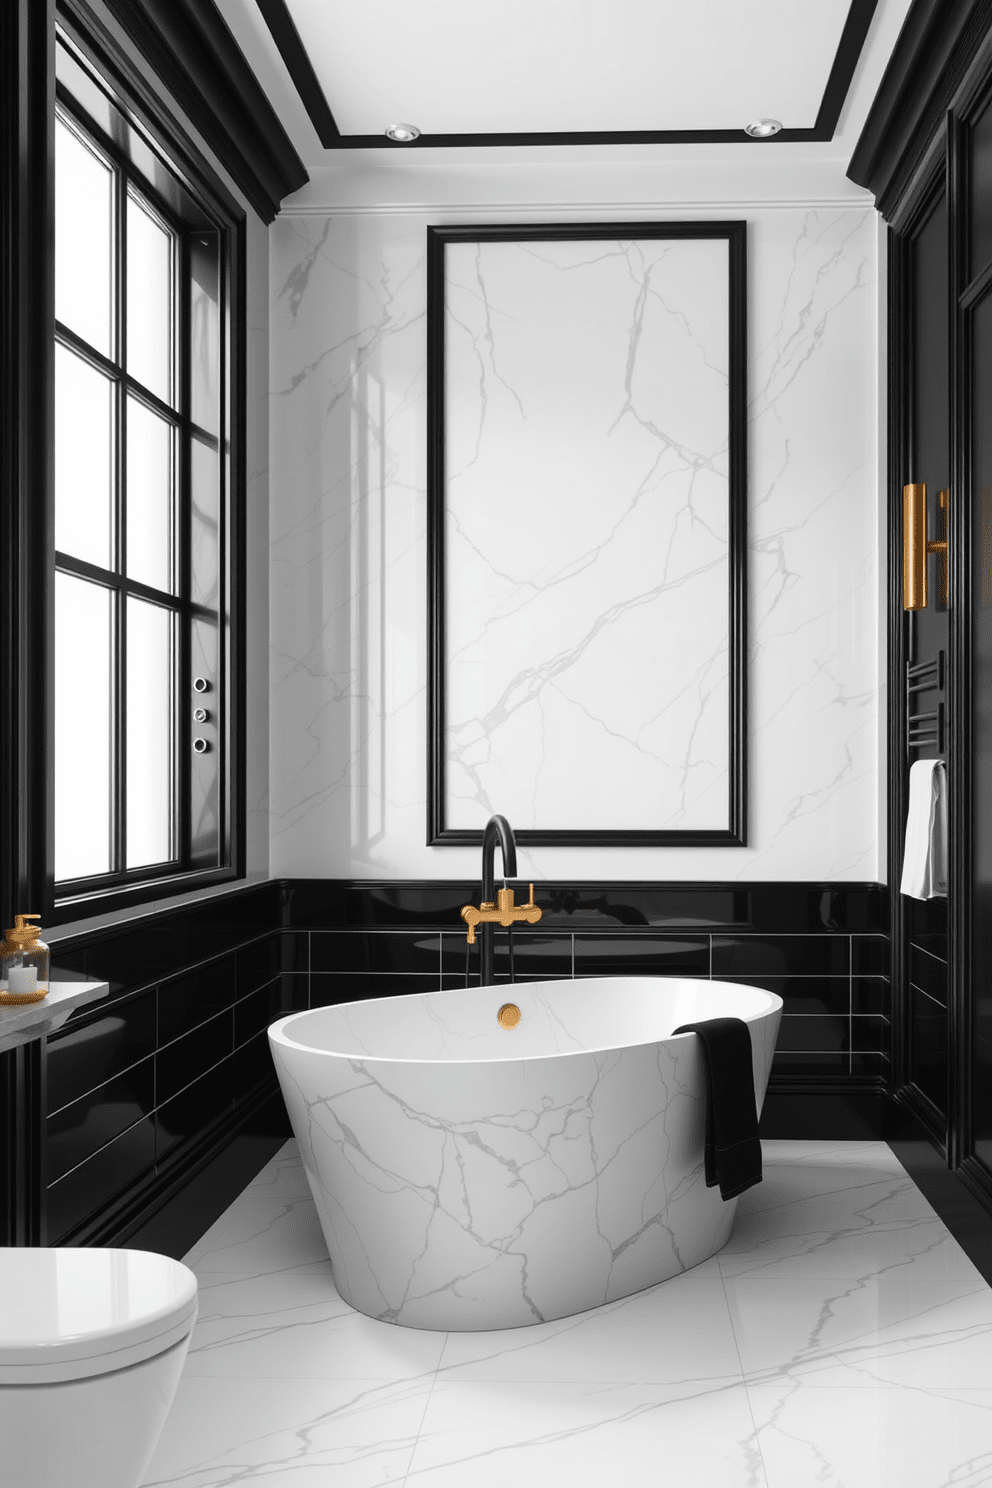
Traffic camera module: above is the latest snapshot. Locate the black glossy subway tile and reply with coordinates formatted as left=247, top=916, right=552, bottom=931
left=774, top=1016, right=849, bottom=1054
left=443, top=973, right=575, bottom=989
left=236, top=934, right=280, bottom=997
left=911, top=982, right=948, bottom=1115
left=158, top=955, right=237, bottom=1044
left=232, top=1029, right=276, bottom=1097
left=712, top=935, right=850, bottom=978
left=770, top=1050, right=850, bottom=1077
left=907, top=892, right=947, bottom=945
left=851, top=1015, right=890, bottom=1054
left=47, top=988, right=157, bottom=1114
left=47, top=1115, right=157, bottom=1244
left=280, top=930, right=310, bottom=973
left=721, top=975, right=850, bottom=1016
left=235, top=980, right=293, bottom=1046
left=852, top=936, right=890, bottom=977
left=278, top=880, right=886, bottom=934
left=911, top=944, right=948, bottom=1006
left=309, top=972, right=439, bottom=1009
left=50, top=946, right=88, bottom=980
left=850, top=1051, right=890, bottom=1079
left=156, top=1008, right=234, bottom=1106
left=852, top=976, right=890, bottom=1015
left=279, top=972, right=311, bottom=1011
left=572, top=935, right=707, bottom=977
left=155, top=1057, right=237, bottom=1164
left=46, top=1057, right=155, bottom=1183
left=491, top=935, right=572, bottom=979
left=82, top=922, right=192, bottom=1001
left=310, top=931, right=442, bottom=975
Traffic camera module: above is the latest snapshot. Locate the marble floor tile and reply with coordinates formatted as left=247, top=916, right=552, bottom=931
left=719, top=1146, right=978, bottom=1283
left=151, top=1138, right=992, bottom=1487
left=436, top=1272, right=740, bottom=1384
left=726, top=1274, right=992, bottom=1388
left=141, top=1373, right=431, bottom=1488
left=748, top=1382, right=992, bottom=1488
left=406, top=1380, right=767, bottom=1488
left=185, top=1265, right=447, bottom=1381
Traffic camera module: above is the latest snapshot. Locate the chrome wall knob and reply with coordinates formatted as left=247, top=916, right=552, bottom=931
left=193, top=737, right=210, bottom=754
left=193, top=677, right=210, bottom=694
left=193, top=707, right=209, bottom=723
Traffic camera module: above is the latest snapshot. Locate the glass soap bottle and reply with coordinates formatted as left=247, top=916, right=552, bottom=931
left=0, top=914, right=50, bottom=1005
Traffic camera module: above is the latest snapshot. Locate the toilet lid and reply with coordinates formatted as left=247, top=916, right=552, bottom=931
left=0, top=1248, right=198, bottom=1384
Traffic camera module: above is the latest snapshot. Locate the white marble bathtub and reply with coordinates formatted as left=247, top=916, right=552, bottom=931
left=268, top=977, right=782, bottom=1331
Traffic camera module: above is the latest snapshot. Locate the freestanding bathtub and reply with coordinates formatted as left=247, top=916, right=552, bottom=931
left=268, top=977, right=782, bottom=1331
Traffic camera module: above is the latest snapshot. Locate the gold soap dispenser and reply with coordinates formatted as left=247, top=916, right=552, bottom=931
left=0, top=914, right=50, bottom=1005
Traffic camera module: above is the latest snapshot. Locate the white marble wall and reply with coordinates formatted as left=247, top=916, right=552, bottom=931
left=444, top=236, right=731, bottom=833
left=270, top=206, right=879, bottom=880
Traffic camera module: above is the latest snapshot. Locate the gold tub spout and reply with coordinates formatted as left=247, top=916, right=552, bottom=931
left=460, top=884, right=542, bottom=945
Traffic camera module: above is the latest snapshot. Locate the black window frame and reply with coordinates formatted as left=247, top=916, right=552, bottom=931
left=45, top=17, right=247, bottom=924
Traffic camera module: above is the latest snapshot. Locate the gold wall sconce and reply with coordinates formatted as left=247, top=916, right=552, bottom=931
left=904, top=484, right=949, bottom=610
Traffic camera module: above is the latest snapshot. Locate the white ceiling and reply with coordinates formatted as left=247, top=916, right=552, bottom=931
left=278, top=0, right=851, bottom=136
left=213, top=0, right=916, bottom=200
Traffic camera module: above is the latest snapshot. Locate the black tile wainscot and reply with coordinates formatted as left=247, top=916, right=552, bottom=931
left=283, top=880, right=890, bottom=1140
left=1, top=878, right=889, bottom=1250
left=39, top=882, right=295, bottom=1249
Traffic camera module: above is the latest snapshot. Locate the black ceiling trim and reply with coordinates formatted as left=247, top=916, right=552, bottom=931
left=258, top=0, right=878, bottom=151
left=68, top=0, right=308, bottom=221
left=254, top=0, right=341, bottom=144
left=849, top=0, right=992, bottom=218
left=814, top=0, right=880, bottom=136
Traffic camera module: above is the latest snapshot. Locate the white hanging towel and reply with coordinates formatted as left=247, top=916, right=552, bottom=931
left=900, top=759, right=948, bottom=899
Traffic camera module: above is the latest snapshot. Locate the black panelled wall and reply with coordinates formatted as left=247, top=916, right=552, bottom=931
left=10, top=878, right=889, bottom=1248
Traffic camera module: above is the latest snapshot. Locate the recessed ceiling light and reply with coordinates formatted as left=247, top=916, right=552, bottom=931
left=744, top=119, right=782, bottom=139
left=385, top=123, right=421, bottom=143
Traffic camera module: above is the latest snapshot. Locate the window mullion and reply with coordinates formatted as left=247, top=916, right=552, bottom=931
left=178, top=229, right=191, bottom=871
left=114, top=162, right=127, bottom=878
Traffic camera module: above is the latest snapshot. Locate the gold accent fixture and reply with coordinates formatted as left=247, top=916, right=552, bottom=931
left=0, top=914, right=49, bottom=1005
left=460, top=884, right=542, bottom=946
left=497, top=1003, right=521, bottom=1029
left=904, top=484, right=949, bottom=610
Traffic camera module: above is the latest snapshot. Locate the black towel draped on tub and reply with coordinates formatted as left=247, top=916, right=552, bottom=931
left=672, top=1016, right=762, bottom=1200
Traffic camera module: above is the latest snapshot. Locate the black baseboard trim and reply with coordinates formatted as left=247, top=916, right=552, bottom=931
left=760, top=1084, right=887, bottom=1139
left=885, top=1092, right=992, bottom=1286
left=65, top=1075, right=289, bottom=1251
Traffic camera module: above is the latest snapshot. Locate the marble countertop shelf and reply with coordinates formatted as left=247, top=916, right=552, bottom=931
left=0, top=979, right=110, bottom=1056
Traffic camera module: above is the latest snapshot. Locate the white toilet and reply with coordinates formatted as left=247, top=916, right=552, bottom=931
left=0, top=1247, right=197, bottom=1488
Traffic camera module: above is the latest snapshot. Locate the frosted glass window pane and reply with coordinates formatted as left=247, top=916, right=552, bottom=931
left=127, top=397, right=175, bottom=593
left=55, top=344, right=114, bottom=569
left=127, top=194, right=174, bottom=404
left=55, top=575, right=112, bottom=881
left=127, top=599, right=174, bottom=868
left=55, top=117, right=113, bottom=356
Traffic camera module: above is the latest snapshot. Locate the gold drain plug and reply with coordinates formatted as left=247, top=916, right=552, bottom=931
left=497, top=1003, right=521, bottom=1029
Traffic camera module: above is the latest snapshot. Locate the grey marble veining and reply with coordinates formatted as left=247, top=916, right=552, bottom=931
left=443, top=237, right=731, bottom=833
left=268, top=207, right=880, bottom=880
left=141, top=1137, right=992, bottom=1488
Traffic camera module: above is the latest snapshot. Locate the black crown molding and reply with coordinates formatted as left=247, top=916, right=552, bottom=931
left=848, top=0, right=992, bottom=220
left=64, top=0, right=308, bottom=223
left=257, top=0, right=877, bottom=152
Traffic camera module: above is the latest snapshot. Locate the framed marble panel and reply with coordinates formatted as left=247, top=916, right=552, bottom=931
left=427, top=222, right=747, bottom=846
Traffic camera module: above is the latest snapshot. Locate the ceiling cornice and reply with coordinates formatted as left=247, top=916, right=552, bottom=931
left=848, top=0, right=992, bottom=218
left=69, top=0, right=309, bottom=222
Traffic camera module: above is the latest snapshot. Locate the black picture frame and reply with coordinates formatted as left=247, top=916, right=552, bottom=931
left=426, top=221, right=748, bottom=848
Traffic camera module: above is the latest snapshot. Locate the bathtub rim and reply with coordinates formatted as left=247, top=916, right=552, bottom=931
left=267, top=975, right=783, bottom=1067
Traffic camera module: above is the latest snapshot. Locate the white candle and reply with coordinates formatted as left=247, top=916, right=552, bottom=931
left=8, top=966, right=37, bottom=997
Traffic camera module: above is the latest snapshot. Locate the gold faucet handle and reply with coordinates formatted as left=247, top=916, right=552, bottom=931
left=460, top=903, right=480, bottom=945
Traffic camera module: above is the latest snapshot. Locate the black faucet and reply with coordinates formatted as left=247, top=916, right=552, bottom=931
left=480, top=814, right=517, bottom=986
